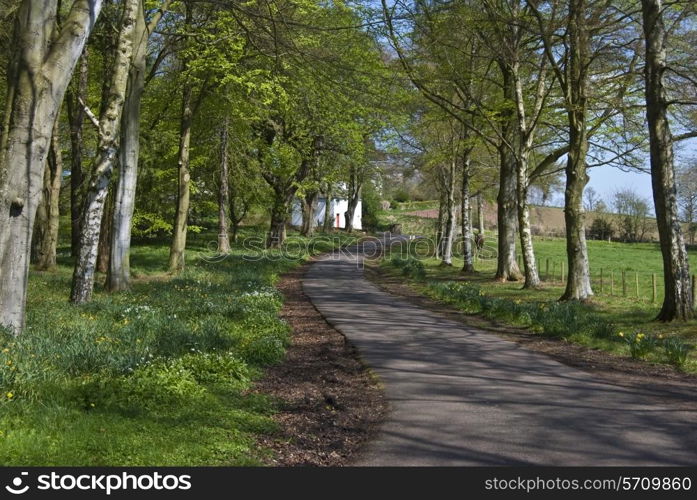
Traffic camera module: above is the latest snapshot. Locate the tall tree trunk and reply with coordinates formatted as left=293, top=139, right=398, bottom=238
left=0, top=0, right=103, bottom=332
left=107, top=0, right=146, bottom=290
left=346, top=164, right=362, bottom=234
left=267, top=189, right=292, bottom=249
left=516, top=153, right=540, bottom=288
left=440, top=160, right=456, bottom=266
left=32, top=120, right=64, bottom=270
left=477, top=192, right=484, bottom=235
left=70, top=0, right=140, bottom=304
left=96, top=187, right=114, bottom=273
left=108, top=0, right=171, bottom=290
left=461, top=148, right=474, bottom=273
left=67, top=49, right=89, bottom=258
left=435, top=185, right=445, bottom=259
left=217, top=120, right=231, bottom=253
left=322, top=187, right=333, bottom=232
left=561, top=0, right=593, bottom=301
left=495, top=67, right=522, bottom=282
left=642, top=0, right=693, bottom=320
left=300, top=190, right=318, bottom=237
left=168, top=81, right=194, bottom=273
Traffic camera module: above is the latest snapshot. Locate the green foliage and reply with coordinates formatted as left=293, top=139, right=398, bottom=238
left=393, top=189, right=410, bottom=204
left=662, top=337, right=693, bottom=368
left=0, top=231, right=350, bottom=465
left=426, top=281, right=616, bottom=341
left=390, top=256, right=426, bottom=280
left=618, top=331, right=659, bottom=360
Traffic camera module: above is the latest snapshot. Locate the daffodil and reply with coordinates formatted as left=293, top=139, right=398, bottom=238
left=6, top=392, right=13, bottom=399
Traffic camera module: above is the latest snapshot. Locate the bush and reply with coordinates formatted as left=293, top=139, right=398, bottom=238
left=393, top=189, right=410, bottom=203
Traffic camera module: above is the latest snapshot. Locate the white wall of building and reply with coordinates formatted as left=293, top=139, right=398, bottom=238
left=291, top=198, right=362, bottom=230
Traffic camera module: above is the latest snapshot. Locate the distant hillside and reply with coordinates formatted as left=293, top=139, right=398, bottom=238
left=404, top=201, right=665, bottom=242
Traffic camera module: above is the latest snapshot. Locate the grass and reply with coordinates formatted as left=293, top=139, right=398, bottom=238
left=380, top=235, right=697, bottom=373
left=0, top=224, right=356, bottom=465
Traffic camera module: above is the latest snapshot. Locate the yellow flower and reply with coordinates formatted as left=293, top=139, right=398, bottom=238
left=1, top=348, right=9, bottom=354
left=5, top=360, right=11, bottom=366
left=658, top=334, right=664, bottom=340
left=618, top=332, right=624, bottom=338
left=6, top=392, right=13, bottom=399
left=90, top=403, right=95, bottom=408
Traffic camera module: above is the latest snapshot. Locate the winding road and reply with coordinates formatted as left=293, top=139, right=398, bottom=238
left=302, top=241, right=697, bottom=466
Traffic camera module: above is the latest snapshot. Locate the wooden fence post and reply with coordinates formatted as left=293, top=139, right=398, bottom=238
left=635, top=272, right=639, bottom=299
left=622, top=270, right=626, bottom=297
left=561, top=261, right=565, bottom=283
left=546, top=258, right=550, bottom=280
left=652, top=273, right=657, bottom=303
left=611, top=271, right=614, bottom=296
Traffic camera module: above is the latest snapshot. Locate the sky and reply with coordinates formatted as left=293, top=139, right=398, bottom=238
left=558, top=139, right=697, bottom=212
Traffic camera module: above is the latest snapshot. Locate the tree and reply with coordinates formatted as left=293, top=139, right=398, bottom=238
left=528, top=0, right=638, bottom=301
left=584, top=186, right=599, bottom=212
left=70, top=0, right=141, bottom=304
left=107, top=0, right=173, bottom=291
left=31, top=120, right=64, bottom=270
left=677, top=162, right=697, bottom=244
left=0, top=0, right=103, bottom=332
left=641, top=0, right=694, bottom=320
left=613, top=188, right=652, bottom=243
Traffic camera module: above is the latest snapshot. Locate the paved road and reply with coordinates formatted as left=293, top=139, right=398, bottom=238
left=303, top=243, right=697, bottom=466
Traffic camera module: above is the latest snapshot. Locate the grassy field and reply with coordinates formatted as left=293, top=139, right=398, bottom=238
left=0, top=225, right=355, bottom=465
left=378, top=209, right=697, bottom=372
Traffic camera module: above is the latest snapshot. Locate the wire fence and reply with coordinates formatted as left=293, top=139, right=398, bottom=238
left=524, top=255, right=697, bottom=306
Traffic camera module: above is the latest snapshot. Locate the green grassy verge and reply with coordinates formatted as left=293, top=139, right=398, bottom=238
left=0, top=227, right=355, bottom=465
left=382, top=238, right=697, bottom=373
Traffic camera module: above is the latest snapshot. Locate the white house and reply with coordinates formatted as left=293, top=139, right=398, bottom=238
left=291, top=197, right=362, bottom=230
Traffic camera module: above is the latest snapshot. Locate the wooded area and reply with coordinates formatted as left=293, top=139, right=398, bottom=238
left=0, top=0, right=696, bottom=338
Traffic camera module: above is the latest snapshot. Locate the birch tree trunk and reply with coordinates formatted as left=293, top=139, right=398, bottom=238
left=461, top=148, right=474, bottom=273
left=168, top=82, right=194, bottom=273
left=32, top=120, right=64, bottom=271
left=216, top=120, right=231, bottom=253
left=0, top=0, right=103, bottom=332
left=67, top=49, right=89, bottom=258
left=560, top=0, right=593, bottom=301
left=641, top=0, right=693, bottom=320
left=70, top=0, right=140, bottom=304
left=516, top=152, right=540, bottom=288
left=512, top=61, right=541, bottom=289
